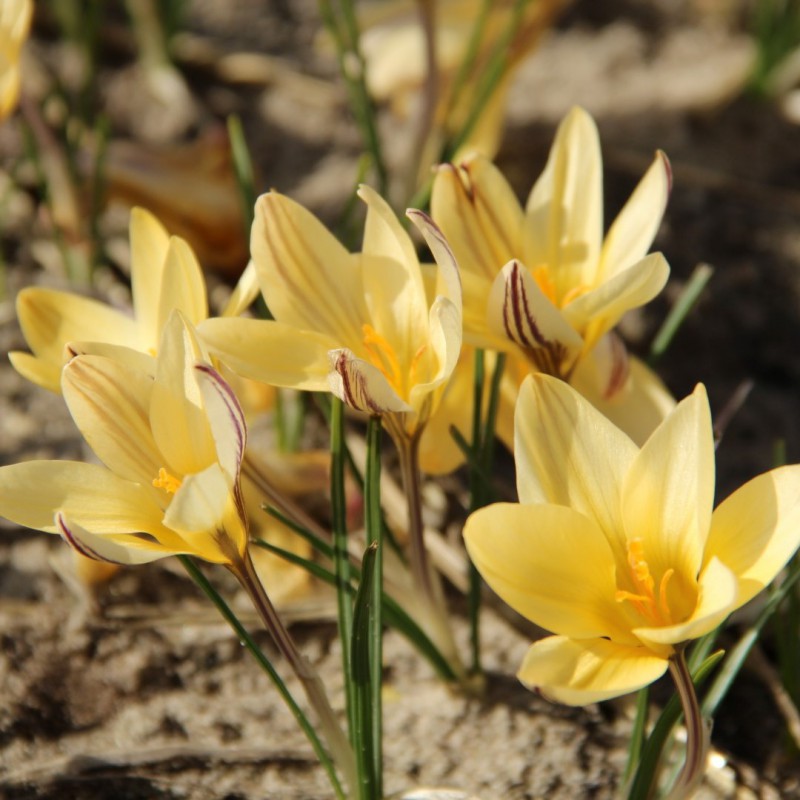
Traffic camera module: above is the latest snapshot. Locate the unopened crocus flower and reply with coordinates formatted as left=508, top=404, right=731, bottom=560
left=0, top=0, right=32, bottom=120
left=10, top=206, right=258, bottom=392
left=431, top=106, right=673, bottom=444
left=200, top=184, right=462, bottom=444
left=0, top=312, right=249, bottom=567
left=465, top=374, right=800, bottom=704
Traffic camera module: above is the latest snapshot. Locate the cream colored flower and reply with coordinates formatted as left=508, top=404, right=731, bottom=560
left=0, top=0, right=32, bottom=120
left=465, top=374, right=800, bottom=704
left=431, top=105, right=674, bottom=446
left=0, top=312, right=249, bottom=566
left=10, top=207, right=258, bottom=392
left=200, top=185, right=462, bottom=441
left=432, top=105, right=670, bottom=375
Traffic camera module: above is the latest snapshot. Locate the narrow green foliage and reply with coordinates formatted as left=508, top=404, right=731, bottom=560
left=749, top=0, right=800, bottom=95
left=703, top=558, right=800, bottom=717
left=254, top=536, right=459, bottom=683
left=445, top=0, right=493, bottom=125
left=443, top=0, right=529, bottom=161
left=351, top=542, right=379, bottom=800
left=626, top=651, right=724, bottom=800
left=648, top=263, right=713, bottom=365
left=318, top=0, right=388, bottom=196
left=624, top=687, right=650, bottom=784
left=227, top=113, right=257, bottom=240
left=466, top=350, right=506, bottom=675
left=178, top=555, right=347, bottom=800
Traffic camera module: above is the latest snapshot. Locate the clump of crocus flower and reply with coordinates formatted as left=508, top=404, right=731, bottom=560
left=465, top=373, right=800, bottom=795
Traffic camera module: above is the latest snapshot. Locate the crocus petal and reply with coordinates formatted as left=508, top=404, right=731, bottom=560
left=163, top=462, right=228, bottom=535
left=252, top=191, right=367, bottom=343
left=65, top=341, right=156, bottom=376
left=14, top=287, right=139, bottom=388
left=623, top=384, right=715, bottom=590
left=150, top=312, right=217, bottom=475
left=706, top=464, right=800, bottom=607
left=195, top=363, right=247, bottom=487
left=460, top=270, right=506, bottom=349
left=328, top=348, right=412, bottom=414
left=599, top=151, right=671, bottom=282
left=634, top=557, right=738, bottom=647
left=61, top=355, right=160, bottom=485
left=563, top=252, right=670, bottom=348
left=464, top=502, right=629, bottom=641
left=409, top=295, right=461, bottom=411
left=163, top=463, right=245, bottom=564
left=0, top=0, right=32, bottom=119
left=361, top=185, right=422, bottom=281
left=431, top=155, right=524, bottom=281
left=515, top=374, right=637, bottom=564
left=407, top=208, right=463, bottom=312
left=487, top=260, right=582, bottom=353
left=7, top=351, right=61, bottom=394
left=56, top=512, right=175, bottom=565
left=518, top=636, right=669, bottom=706
left=417, top=349, right=474, bottom=475
left=570, top=349, right=675, bottom=447
left=129, top=207, right=170, bottom=341
left=155, top=235, right=208, bottom=338
left=525, top=107, right=603, bottom=295
left=222, top=259, right=260, bottom=317
left=199, top=317, right=334, bottom=391
left=0, top=461, right=167, bottom=535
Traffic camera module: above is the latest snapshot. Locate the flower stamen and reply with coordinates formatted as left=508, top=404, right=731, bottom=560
left=362, top=323, right=404, bottom=394
left=153, top=467, right=182, bottom=495
left=615, top=538, right=674, bottom=626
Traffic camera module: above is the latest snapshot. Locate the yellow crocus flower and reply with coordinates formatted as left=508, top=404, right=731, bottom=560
left=0, top=0, right=32, bottom=120
left=200, top=185, right=462, bottom=441
left=9, top=206, right=258, bottom=393
left=465, top=374, right=800, bottom=704
left=0, top=312, right=249, bottom=567
left=430, top=106, right=674, bottom=445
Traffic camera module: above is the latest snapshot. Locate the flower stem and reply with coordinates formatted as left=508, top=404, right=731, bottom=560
left=667, top=649, right=709, bottom=799
left=179, top=555, right=348, bottom=800
left=395, top=430, right=465, bottom=679
left=232, top=550, right=357, bottom=797
left=364, top=415, right=383, bottom=797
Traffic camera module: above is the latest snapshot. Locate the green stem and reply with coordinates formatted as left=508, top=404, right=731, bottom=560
left=178, top=556, right=348, bottom=800
left=667, top=649, right=708, bottom=799
left=330, top=397, right=358, bottom=746
left=467, top=349, right=486, bottom=675
left=364, top=416, right=383, bottom=797
left=233, top=551, right=357, bottom=796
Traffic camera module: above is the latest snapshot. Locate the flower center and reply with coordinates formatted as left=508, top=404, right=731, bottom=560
left=615, top=538, right=675, bottom=627
left=532, top=264, right=587, bottom=308
left=152, top=467, right=182, bottom=495
left=361, top=323, right=427, bottom=400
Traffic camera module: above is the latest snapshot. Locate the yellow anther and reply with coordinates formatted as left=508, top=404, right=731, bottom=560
left=362, top=323, right=404, bottom=394
left=531, top=264, right=588, bottom=307
left=153, top=467, right=182, bottom=495
left=532, top=265, right=557, bottom=304
left=615, top=538, right=674, bottom=627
